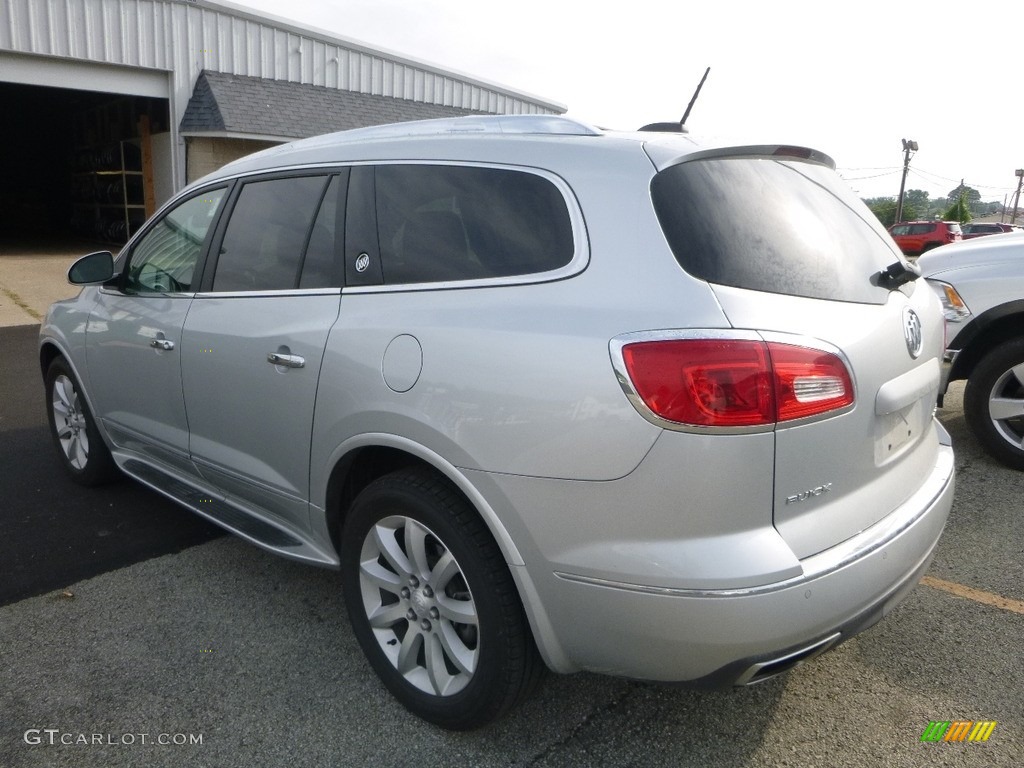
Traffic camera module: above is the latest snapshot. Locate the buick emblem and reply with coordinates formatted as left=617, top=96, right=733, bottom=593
left=355, top=253, right=370, bottom=273
left=902, top=307, right=923, bottom=359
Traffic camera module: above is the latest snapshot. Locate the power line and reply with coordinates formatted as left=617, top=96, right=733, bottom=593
left=909, top=167, right=1016, bottom=195
left=840, top=169, right=900, bottom=182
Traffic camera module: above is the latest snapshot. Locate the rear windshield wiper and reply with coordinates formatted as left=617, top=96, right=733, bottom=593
left=877, top=259, right=920, bottom=289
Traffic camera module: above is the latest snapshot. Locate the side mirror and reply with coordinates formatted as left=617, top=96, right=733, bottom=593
left=68, top=251, right=114, bottom=285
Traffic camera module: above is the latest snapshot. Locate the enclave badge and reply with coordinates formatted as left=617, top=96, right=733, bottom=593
left=902, top=307, right=923, bottom=359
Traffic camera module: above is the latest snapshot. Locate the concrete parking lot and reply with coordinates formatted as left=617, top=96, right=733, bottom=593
left=1, top=249, right=1021, bottom=767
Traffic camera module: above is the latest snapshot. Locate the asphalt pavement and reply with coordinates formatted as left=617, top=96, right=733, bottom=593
left=1, top=322, right=1022, bottom=767
left=0, top=324, right=222, bottom=606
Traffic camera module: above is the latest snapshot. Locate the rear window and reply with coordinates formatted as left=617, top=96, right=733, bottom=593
left=651, top=158, right=898, bottom=304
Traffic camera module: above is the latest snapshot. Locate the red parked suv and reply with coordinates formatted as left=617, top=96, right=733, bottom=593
left=888, top=221, right=962, bottom=256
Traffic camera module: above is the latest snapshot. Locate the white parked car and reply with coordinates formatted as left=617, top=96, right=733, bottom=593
left=919, top=231, right=1024, bottom=469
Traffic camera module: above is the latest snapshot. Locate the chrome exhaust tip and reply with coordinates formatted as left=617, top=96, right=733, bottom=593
left=735, top=632, right=841, bottom=686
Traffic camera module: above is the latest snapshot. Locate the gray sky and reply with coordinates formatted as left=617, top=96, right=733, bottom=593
left=230, top=0, right=1024, bottom=205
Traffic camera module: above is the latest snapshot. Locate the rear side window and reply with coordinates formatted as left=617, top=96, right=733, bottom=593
left=651, top=158, right=897, bottom=304
left=909, top=223, right=935, bottom=235
left=213, top=175, right=331, bottom=291
left=373, top=165, right=574, bottom=284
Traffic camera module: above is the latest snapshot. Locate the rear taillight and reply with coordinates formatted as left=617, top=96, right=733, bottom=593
left=619, top=338, right=853, bottom=428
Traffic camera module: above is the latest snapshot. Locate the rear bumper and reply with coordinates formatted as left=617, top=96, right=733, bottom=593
left=531, top=423, right=955, bottom=683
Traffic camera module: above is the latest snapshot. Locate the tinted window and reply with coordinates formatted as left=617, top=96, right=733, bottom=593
left=909, top=223, right=935, bottom=235
left=299, top=175, right=341, bottom=289
left=213, top=176, right=329, bottom=291
left=126, top=188, right=226, bottom=293
left=651, top=158, right=896, bottom=304
left=374, top=165, right=574, bottom=284
left=890, top=225, right=910, bottom=236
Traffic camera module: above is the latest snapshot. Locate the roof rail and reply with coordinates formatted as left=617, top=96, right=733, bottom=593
left=298, top=115, right=603, bottom=147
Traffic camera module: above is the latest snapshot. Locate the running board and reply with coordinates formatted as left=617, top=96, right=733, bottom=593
left=118, top=457, right=338, bottom=567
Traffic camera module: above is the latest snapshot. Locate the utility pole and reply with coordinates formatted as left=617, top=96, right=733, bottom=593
left=895, top=139, right=918, bottom=224
left=1011, top=169, right=1024, bottom=225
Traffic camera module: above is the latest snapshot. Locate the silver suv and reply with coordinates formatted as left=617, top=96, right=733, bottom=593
left=40, top=115, right=955, bottom=729
left=919, top=231, right=1024, bottom=469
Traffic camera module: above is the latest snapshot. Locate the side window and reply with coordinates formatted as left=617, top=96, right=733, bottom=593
left=890, top=225, right=909, bottom=236
left=125, top=188, right=226, bottom=293
left=374, top=165, right=574, bottom=284
left=212, top=176, right=329, bottom=292
left=299, top=175, right=341, bottom=289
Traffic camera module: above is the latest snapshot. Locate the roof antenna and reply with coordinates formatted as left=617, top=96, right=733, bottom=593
left=639, top=67, right=710, bottom=133
left=679, top=67, right=710, bottom=130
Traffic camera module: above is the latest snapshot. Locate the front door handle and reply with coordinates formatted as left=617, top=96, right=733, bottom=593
left=150, top=338, right=175, bottom=351
left=267, top=352, right=305, bottom=369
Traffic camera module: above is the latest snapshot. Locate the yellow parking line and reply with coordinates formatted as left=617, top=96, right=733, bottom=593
left=0, top=286, right=42, bottom=321
left=921, top=576, right=1024, bottom=616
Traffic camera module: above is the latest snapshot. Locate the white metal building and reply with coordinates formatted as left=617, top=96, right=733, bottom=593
left=0, top=0, right=564, bottom=244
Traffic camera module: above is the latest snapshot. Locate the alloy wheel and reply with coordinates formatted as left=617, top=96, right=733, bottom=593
left=51, top=374, right=90, bottom=470
left=357, top=515, right=479, bottom=697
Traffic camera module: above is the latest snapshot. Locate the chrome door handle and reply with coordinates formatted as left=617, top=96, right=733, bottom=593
left=267, top=352, right=305, bottom=369
left=150, top=339, right=175, bottom=351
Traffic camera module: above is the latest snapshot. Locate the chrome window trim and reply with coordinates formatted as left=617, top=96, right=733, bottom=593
left=97, top=287, right=342, bottom=299
left=343, top=161, right=588, bottom=293
left=98, top=287, right=195, bottom=298
left=166, top=161, right=589, bottom=294
left=193, top=288, right=342, bottom=299
left=608, top=328, right=858, bottom=435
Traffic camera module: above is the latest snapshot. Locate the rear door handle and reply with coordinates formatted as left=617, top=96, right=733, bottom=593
left=267, top=352, right=305, bottom=369
left=150, top=338, right=175, bottom=351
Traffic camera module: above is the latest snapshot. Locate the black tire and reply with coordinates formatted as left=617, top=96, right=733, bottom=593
left=44, top=357, right=119, bottom=486
left=340, top=468, right=543, bottom=729
left=963, top=339, right=1024, bottom=471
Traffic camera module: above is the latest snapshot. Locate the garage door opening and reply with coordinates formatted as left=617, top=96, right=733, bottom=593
left=0, top=81, right=169, bottom=254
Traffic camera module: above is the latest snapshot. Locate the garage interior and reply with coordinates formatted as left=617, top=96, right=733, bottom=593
left=0, top=81, right=170, bottom=253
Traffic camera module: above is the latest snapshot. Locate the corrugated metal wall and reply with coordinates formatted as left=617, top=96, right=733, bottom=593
left=0, top=0, right=562, bottom=191
left=0, top=0, right=561, bottom=115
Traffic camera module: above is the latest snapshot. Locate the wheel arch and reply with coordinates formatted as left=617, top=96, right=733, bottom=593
left=39, top=338, right=109, bottom=449
left=948, top=301, right=1024, bottom=383
left=39, top=338, right=65, bottom=379
left=321, top=435, right=574, bottom=673
left=322, top=435, right=525, bottom=568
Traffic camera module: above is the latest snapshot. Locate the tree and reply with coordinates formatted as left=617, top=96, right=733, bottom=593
left=947, top=183, right=980, bottom=205
left=864, top=197, right=897, bottom=226
left=905, top=189, right=930, bottom=210
left=943, top=193, right=972, bottom=224
left=863, top=195, right=919, bottom=227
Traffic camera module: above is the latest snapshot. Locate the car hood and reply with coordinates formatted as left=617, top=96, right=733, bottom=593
left=917, top=231, right=1024, bottom=278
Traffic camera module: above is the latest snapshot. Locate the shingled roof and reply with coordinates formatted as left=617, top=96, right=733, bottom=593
left=180, top=70, right=485, bottom=139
